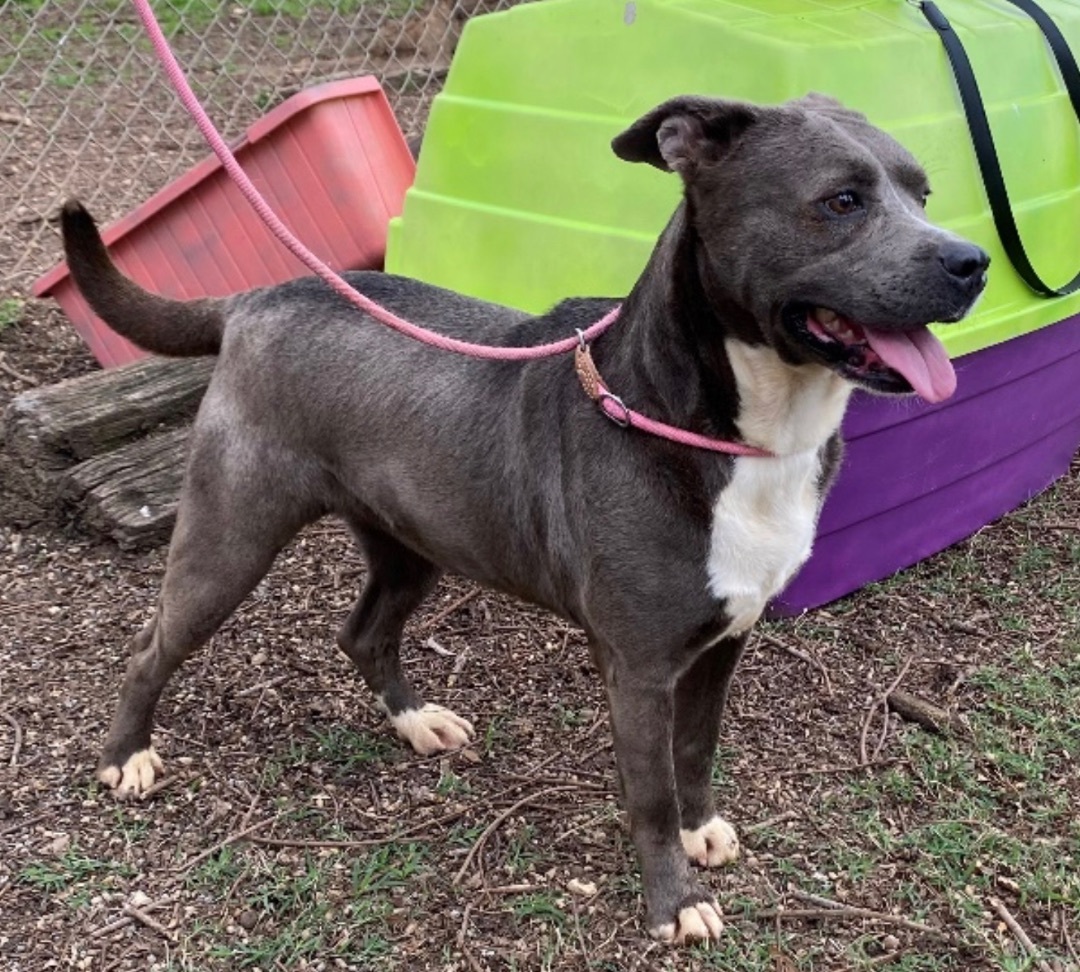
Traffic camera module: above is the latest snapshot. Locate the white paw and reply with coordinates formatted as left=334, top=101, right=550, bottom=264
left=650, top=899, right=725, bottom=945
left=98, top=748, right=164, bottom=798
left=681, top=815, right=740, bottom=868
left=390, top=703, right=474, bottom=756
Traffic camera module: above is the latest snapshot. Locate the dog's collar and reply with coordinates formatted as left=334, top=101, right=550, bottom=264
left=574, top=336, right=773, bottom=458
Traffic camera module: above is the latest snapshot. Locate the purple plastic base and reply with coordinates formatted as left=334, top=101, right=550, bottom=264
left=772, top=315, right=1080, bottom=615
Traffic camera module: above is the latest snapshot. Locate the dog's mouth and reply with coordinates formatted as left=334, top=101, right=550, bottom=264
left=784, top=304, right=957, bottom=403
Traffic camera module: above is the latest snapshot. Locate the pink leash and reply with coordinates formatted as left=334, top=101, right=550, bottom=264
left=129, top=0, right=771, bottom=458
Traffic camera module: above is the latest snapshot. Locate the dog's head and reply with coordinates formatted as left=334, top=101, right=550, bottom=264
left=613, top=94, right=988, bottom=404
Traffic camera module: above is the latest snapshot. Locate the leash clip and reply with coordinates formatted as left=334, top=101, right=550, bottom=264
left=598, top=392, right=632, bottom=428
left=574, top=334, right=631, bottom=428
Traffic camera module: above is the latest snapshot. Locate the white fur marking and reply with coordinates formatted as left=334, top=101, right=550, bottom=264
left=708, top=342, right=851, bottom=633
left=389, top=703, right=475, bottom=756
left=681, top=815, right=739, bottom=868
left=99, top=748, right=164, bottom=798
left=724, top=340, right=851, bottom=455
left=650, top=900, right=725, bottom=945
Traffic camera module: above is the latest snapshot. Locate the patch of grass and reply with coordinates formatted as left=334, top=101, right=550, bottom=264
left=201, top=845, right=424, bottom=969
left=553, top=703, right=588, bottom=729
left=187, top=844, right=246, bottom=890
left=18, top=847, right=135, bottom=899
left=278, top=724, right=396, bottom=775
left=692, top=926, right=829, bottom=970
left=826, top=652, right=1080, bottom=966
left=9, top=0, right=416, bottom=62
left=181, top=841, right=427, bottom=968
left=0, top=298, right=25, bottom=329
left=510, top=890, right=568, bottom=929
left=253, top=88, right=277, bottom=112
left=447, top=820, right=486, bottom=849
left=435, top=766, right=470, bottom=797
left=709, top=743, right=740, bottom=793
left=503, top=821, right=543, bottom=877
left=481, top=712, right=512, bottom=755
left=349, top=841, right=429, bottom=898
left=248, top=0, right=378, bottom=16
left=110, top=807, right=152, bottom=845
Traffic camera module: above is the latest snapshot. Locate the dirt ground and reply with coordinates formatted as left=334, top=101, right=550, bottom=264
left=2, top=7, right=1079, bottom=972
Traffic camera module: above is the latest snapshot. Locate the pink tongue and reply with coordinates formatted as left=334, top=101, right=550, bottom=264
left=864, top=325, right=957, bottom=403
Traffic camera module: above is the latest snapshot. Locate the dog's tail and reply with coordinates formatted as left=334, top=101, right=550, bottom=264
left=60, top=200, right=225, bottom=357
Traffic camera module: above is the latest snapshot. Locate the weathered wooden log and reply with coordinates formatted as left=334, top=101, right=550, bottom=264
left=61, top=426, right=189, bottom=549
left=3, top=355, right=213, bottom=467
left=1, top=356, right=213, bottom=525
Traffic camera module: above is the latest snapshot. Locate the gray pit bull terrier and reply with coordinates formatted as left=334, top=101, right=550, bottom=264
left=60, top=93, right=987, bottom=944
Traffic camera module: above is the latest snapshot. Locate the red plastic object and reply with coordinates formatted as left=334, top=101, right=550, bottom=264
left=33, top=76, right=415, bottom=368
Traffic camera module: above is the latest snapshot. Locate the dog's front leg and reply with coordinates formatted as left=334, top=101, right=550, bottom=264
left=598, top=647, right=725, bottom=944
left=673, top=636, right=746, bottom=869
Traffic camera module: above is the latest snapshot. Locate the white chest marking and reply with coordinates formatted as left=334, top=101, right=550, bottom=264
left=706, top=340, right=852, bottom=635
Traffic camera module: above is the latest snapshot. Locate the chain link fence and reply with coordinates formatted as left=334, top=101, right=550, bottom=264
left=0, top=0, right=516, bottom=297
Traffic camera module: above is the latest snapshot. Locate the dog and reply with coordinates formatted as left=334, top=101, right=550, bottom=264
left=60, top=93, right=987, bottom=944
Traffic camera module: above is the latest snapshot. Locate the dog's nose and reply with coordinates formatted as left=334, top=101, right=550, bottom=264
left=939, top=240, right=990, bottom=282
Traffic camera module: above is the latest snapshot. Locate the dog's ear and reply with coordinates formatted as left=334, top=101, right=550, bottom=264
left=795, top=91, right=867, bottom=125
left=611, top=97, right=759, bottom=173
left=796, top=92, right=846, bottom=112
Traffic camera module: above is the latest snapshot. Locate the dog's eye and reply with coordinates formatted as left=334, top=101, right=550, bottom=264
left=823, top=191, right=862, bottom=217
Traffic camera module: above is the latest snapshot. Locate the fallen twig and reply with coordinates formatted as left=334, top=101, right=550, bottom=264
left=122, top=904, right=177, bottom=943
left=419, top=588, right=478, bottom=632
left=570, top=892, right=592, bottom=961
left=859, top=658, right=913, bottom=764
left=1063, top=910, right=1079, bottom=969
left=550, top=804, right=615, bottom=848
left=453, top=785, right=579, bottom=886
left=0, top=708, right=23, bottom=767
left=749, top=905, right=943, bottom=938
left=456, top=900, right=485, bottom=972
left=866, top=950, right=909, bottom=967
left=237, top=789, right=261, bottom=832
left=0, top=601, right=55, bottom=618
left=249, top=800, right=483, bottom=852
left=173, top=814, right=279, bottom=875
left=447, top=647, right=470, bottom=689
left=742, top=809, right=799, bottom=836
left=423, top=636, right=455, bottom=657
left=481, top=883, right=536, bottom=895
left=989, top=897, right=1054, bottom=972
left=774, top=757, right=903, bottom=779
left=0, top=352, right=39, bottom=387
left=137, top=773, right=181, bottom=801
left=757, top=631, right=833, bottom=695
left=0, top=812, right=48, bottom=838
left=235, top=674, right=289, bottom=698
left=790, top=889, right=846, bottom=909
left=90, top=915, right=135, bottom=939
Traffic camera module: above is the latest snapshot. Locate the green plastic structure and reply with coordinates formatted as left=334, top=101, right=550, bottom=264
left=386, top=0, right=1080, bottom=357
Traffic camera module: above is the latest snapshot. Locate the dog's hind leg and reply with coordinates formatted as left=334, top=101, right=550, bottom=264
left=337, top=526, right=474, bottom=756
left=98, top=438, right=320, bottom=798
left=673, top=636, right=747, bottom=869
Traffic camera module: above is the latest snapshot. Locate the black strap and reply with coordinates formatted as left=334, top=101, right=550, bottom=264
left=919, top=0, right=1080, bottom=297
left=1003, top=0, right=1080, bottom=122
